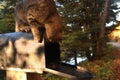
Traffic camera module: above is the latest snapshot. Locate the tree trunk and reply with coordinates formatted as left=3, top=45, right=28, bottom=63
left=100, top=0, right=110, bottom=38
left=94, top=0, right=110, bottom=60
left=74, top=52, right=77, bottom=66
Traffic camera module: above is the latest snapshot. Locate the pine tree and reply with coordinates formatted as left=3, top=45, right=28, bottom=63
left=57, top=0, right=120, bottom=62
left=0, top=0, right=19, bottom=33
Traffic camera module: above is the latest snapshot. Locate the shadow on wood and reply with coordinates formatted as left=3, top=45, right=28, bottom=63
left=0, top=32, right=45, bottom=72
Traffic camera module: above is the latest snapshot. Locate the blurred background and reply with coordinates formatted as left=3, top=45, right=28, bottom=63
left=0, top=0, right=120, bottom=80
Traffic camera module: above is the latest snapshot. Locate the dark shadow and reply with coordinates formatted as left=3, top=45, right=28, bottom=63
left=0, top=35, right=9, bottom=51
left=45, top=42, right=60, bottom=70
left=0, top=70, right=6, bottom=79
left=27, top=72, right=44, bottom=80
left=36, top=46, right=44, bottom=56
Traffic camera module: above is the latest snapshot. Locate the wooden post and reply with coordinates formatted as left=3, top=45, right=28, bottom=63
left=27, top=73, right=44, bottom=80
left=7, top=70, right=27, bottom=80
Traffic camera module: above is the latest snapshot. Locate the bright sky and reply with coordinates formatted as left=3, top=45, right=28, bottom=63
left=116, top=2, right=120, bottom=21
left=107, top=2, right=120, bottom=26
left=117, top=13, right=120, bottom=21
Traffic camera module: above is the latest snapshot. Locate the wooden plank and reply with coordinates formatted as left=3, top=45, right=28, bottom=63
left=0, top=70, right=44, bottom=80
left=44, top=63, right=93, bottom=80
left=6, top=68, right=43, bottom=73
left=44, top=68, right=77, bottom=80
left=7, top=70, right=27, bottom=80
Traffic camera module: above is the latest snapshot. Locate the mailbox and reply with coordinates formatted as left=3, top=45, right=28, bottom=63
left=0, top=32, right=46, bottom=73
left=0, top=32, right=93, bottom=80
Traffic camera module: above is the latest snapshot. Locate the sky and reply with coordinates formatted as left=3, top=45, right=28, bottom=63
left=116, top=2, right=120, bottom=21
left=106, top=2, right=120, bottom=26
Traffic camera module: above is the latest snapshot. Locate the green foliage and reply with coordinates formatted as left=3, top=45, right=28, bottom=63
left=0, top=18, right=8, bottom=33
left=43, top=73, right=68, bottom=80
left=83, top=61, right=114, bottom=80
left=0, top=0, right=17, bottom=33
left=80, top=45, right=116, bottom=80
left=58, top=0, right=120, bottom=61
left=62, top=31, right=92, bottom=49
left=81, top=62, right=114, bottom=80
left=61, top=31, right=93, bottom=62
left=0, top=15, right=15, bottom=33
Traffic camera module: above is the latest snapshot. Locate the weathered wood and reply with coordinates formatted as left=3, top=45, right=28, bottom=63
left=0, top=32, right=46, bottom=80
left=7, top=70, right=27, bottom=80
left=0, top=32, right=45, bottom=72
left=44, top=68, right=77, bottom=80
left=0, top=70, right=44, bottom=80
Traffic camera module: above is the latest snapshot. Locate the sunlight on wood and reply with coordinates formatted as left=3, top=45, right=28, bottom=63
left=7, top=70, right=27, bottom=80
left=44, top=68, right=77, bottom=79
left=6, top=68, right=43, bottom=73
